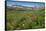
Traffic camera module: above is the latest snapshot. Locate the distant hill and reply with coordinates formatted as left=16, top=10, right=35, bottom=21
left=7, top=5, right=45, bottom=11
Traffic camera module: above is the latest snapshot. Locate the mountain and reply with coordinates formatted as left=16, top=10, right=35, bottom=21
left=7, top=5, right=45, bottom=11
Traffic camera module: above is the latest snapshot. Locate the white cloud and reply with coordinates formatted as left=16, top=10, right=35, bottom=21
left=22, top=5, right=34, bottom=7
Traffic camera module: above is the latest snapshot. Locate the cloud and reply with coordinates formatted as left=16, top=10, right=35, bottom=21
left=7, top=1, right=16, bottom=6
left=22, top=5, right=34, bottom=7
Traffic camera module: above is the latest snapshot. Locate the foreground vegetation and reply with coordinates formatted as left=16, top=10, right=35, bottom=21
left=6, top=8, right=45, bottom=30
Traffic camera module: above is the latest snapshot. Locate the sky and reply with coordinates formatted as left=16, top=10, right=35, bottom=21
left=6, top=0, right=16, bottom=1
left=7, top=1, right=45, bottom=7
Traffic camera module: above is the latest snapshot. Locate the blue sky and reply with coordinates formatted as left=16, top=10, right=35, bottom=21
left=7, top=1, right=45, bottom=7
left=6, top=0, right=16, bottom=1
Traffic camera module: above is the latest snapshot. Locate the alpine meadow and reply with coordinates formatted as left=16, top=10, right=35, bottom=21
left=6, top=1, right=45, bottom=30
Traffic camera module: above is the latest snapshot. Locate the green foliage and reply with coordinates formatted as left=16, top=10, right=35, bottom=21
left=6, top=8, right=45, bottom=30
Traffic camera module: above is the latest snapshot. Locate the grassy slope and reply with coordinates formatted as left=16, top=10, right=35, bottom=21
left=6, top=9, right=45, bottom=30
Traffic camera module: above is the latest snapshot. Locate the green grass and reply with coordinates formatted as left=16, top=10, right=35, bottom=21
left=6, top=9, right=45, bottom=30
